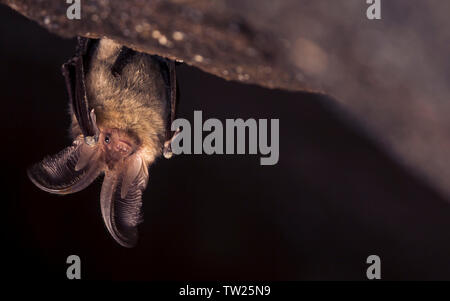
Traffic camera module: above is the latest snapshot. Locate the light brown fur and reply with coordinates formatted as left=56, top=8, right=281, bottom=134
left=71, top=38, right=169, bottom=165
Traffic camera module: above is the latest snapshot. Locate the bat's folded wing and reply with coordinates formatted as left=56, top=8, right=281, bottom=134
left=62, top=37, right=99, bottom=143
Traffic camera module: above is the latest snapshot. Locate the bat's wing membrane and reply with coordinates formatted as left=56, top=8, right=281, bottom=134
left=168, top=60, right=178, bottom=138
left=154, top=57, right=180, bottom=158
left=62, top=37, right=99, bottom=143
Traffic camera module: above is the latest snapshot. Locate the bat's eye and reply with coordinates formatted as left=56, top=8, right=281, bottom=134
left=104, top=136, right=111, bottom=144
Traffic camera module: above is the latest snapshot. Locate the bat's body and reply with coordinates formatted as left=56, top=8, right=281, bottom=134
left=78, top=38, right=168, bottom=164
left=28, top=37, right=179, bottom=247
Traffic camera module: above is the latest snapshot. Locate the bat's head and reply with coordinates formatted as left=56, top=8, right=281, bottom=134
left=27, top=113, right=149, bottom=248
left=99, top=128, right=137, bottom=169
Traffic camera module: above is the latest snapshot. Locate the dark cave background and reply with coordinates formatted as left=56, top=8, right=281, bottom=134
left=1, top=5, right=449, bottom=280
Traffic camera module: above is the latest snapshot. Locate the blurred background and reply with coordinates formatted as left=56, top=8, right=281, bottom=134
left=1, top=4, right=449, bottom=280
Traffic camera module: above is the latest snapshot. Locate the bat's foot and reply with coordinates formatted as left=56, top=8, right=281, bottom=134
left=163, top=127, right=181, bottom=159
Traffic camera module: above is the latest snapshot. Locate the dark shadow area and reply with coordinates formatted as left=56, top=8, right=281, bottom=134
left=1, top=5, right=449, bottom=280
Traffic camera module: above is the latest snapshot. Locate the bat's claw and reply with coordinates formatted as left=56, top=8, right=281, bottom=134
left=163, top=127, right=181, bottom=159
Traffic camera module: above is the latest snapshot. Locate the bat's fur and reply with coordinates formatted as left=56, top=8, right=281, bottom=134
left=71, top=38, right=169, bottom=165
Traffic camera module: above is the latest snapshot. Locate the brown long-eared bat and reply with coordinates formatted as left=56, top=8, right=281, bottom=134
left=27, top=37, right=179, bottom=247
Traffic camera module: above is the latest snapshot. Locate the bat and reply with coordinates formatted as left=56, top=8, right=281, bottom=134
left=27, top=37, right=179, bottom=247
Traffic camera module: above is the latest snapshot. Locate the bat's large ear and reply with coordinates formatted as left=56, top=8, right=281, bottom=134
left=100, top=154, right=148, bottom=248
left=27, top=139, right=102, bottom=194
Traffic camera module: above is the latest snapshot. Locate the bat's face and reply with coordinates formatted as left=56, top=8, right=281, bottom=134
left=99, top=128, right=137, bottom=169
